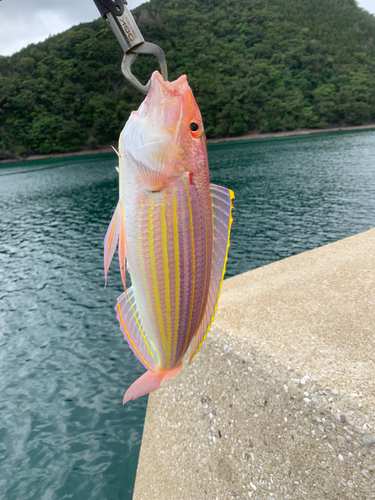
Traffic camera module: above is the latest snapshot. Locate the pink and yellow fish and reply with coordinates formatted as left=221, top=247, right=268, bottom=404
left=104, top=71, right=234, bottom=404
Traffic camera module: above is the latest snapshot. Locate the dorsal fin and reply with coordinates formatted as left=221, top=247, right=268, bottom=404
left=189, top=184, right=234, bottom=362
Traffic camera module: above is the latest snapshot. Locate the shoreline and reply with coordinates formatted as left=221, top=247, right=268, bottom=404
left=207, top=122, right=375, bottom=144
left=1, top=123, right=375, bottom=164
left=0, top=146, right=115, bottom=165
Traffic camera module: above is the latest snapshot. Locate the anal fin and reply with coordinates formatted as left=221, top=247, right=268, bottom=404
left=115, top=287, right=158, bottom=373
left=189, top=184, right=234, bottom=362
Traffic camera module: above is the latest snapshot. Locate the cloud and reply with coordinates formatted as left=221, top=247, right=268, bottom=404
left=0, top=0, right=144, bottom=56
left=357, top=0, right=375, bottom=15
left=0, top=0, right=374, bottom=57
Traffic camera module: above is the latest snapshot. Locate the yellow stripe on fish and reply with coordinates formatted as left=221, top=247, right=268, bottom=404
left=172, top=190, right=180, bottom=362
left=181, top=177, right=196, bottom=355
left=148, top=199, right=168, bottom=362
left=161, top=199, right=172, bottom=367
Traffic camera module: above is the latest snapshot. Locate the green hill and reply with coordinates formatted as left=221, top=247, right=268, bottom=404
left=1, top=0, right=375, bottom=156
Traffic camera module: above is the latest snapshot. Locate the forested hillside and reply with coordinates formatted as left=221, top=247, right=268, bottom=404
left=1, top=0, right=375, bottom=156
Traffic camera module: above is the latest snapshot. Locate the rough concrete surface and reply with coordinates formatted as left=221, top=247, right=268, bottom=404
left=133, top=229, right=375, bottom=500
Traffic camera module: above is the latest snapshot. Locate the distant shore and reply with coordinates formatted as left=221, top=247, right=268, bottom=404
left=1, top=123, right=375, bottom=164
left=0, top=146, right=116, bottom=165
left=207, top=123, right=375, bottom=144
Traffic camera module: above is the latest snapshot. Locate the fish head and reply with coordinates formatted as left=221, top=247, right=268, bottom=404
left=120, top=71, right=206, bottom=192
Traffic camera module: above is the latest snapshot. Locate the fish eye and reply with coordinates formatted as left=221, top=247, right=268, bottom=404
left=189, top=118, right=203, bottom=138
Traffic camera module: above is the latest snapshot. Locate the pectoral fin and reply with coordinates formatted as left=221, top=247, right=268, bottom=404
left=104, top=202, right=127, bottom=289
left=189, top=184, right=234, bottom=362
left=118, top=203, right=127, bottom=290
left=104, top=203, right=121, bottom=285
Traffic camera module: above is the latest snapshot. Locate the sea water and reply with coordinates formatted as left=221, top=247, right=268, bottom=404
left=0, top=130, right=374, bottom=499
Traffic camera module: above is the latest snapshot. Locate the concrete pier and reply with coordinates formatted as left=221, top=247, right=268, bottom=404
left=133, top=229, right=375, bottom=500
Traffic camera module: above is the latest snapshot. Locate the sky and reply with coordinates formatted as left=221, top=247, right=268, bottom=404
left=0, top=0, right=375, bottom=57
left=0, top=0, right=144, bottom=56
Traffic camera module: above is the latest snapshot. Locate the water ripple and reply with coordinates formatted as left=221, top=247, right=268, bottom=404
left=208, top=130, right=375, bottom=274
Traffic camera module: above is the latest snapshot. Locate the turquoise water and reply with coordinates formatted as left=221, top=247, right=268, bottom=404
left=1, top=130, right=374, bottom=499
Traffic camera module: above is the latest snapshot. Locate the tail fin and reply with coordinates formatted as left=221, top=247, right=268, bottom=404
left=123, top=371, right=164, bottom=404
left=123, top=362, right=183, bottom=404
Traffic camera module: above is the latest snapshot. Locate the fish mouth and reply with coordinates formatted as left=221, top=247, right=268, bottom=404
left=149, top=71, right=189, bottom=96
left=133, top=71, right=189, bottom=120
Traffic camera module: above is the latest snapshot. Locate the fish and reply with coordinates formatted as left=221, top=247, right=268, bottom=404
left=104, top=71, right=234, bottom=404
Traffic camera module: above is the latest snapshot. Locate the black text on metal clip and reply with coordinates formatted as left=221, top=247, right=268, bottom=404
left=93, top=0, right=168, bottom=94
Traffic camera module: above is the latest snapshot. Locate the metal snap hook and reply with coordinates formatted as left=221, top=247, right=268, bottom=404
left=121, top=42, right=168, bottom=94
left=94, top=0, right=168, bottom=94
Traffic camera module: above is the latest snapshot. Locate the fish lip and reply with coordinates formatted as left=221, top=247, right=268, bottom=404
left=131, top=72, right=189, bottom=124
left=149, top=71, right=189, bottom=97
